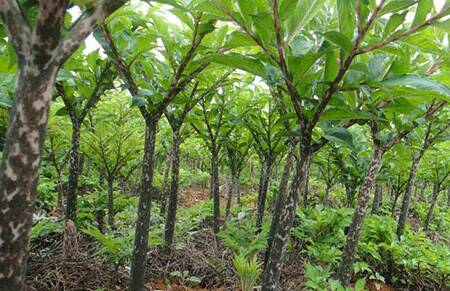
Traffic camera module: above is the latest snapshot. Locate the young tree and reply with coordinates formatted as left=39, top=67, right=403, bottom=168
left=0, top=1, right=127, bottom=287
left=243, top=95, right=283, bottom=230
left=98, top=4, right=221, bottom=288
left=337, top=102, right=446, bottom=284
left=163, top=74, right=228, bottom=250
left=397, top=117, right=450, bottom=237
left=191, top=85, right=236, bottom=233
left=84, top=96, right=143, bottom=229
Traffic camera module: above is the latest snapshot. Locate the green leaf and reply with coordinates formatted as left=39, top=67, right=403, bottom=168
left=320, top=108, right=374, bottom=121
left=412, top=0, right=433, bottom=26
left=381, top=75, right=450, bottom=98
left=354, top=278, right=366, bottom=291
left=337, top=0, right=355, bottom=40
left=203, top=53, right=267, bottom=78
left=381, top=0, right=417, bottom=15
left=285, top=0, right=327, bottom=44
left=224, top=31, right=256, bottom=48
left=323, top=31, right=353, bottom=52
left=383, top=12, right=407, bottom=37
left=323, top=127, right=355, bottom=149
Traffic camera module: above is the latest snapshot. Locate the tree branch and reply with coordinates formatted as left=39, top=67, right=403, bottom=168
left=0, top=0, right=32, bottom=64
left=55, top=0, right=128, bottom=65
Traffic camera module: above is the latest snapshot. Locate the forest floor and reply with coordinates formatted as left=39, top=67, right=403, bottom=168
left=26, top=188, right=395, bottom=291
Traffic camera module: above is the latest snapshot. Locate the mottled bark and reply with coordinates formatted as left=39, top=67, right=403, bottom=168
left=424, top=183, right=440, bottom=231
left=163, top=131, right=180, bottom=250
left=337, top=147, right=384, bottom=284
left=129, top=123, right=157, bottom=291
left=107, top=177, right=115, bottom=229
left=63, top=219, right=78, bottom=261
left=65, top=123, right=81, bottom=222
left=371, top=184, right=383, bottom=214
left=256, top=157, right=273, bottom=230
left=264, top=142, right=295, bottom=268
left=0, top=68, right=57, bottom=289
left=397, top=153, right=424, bottom=237
left=160, top=150, right=172, bottom=216
left=262, top=142, right=311, bottom=291
left=211, top=146, right=220, bottom=233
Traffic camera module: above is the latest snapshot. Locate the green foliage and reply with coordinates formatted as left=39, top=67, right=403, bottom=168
left=30, top=217, right=62, bottom=241
left=232, top=253, right=261, bottom=291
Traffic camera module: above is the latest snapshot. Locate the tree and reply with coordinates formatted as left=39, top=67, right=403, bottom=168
left=397, top=116, right=450, bottom=237
left=84, top=95, right=143, bottom=229
left=163, top=74, right=227, bottom=250
left=97, top=3, right=220, bottom=288
left=191, top=82, right=236, bottom=233
left=0, top=1, right=127, bottom=288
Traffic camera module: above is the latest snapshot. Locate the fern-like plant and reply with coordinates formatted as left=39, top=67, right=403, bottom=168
left=233, top=253, right=261, bottom=291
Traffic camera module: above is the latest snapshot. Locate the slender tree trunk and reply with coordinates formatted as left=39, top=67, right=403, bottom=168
left=264, top=142, right=295, bottom=269
left=163, top=131, right=180, bottom=250
left=447, top=186, right=450, bottom=208
left=391, top=190, right=401, bottom=216
left=323, top=183, right=331, bottom=206
left=424, top=183, right=440, bottom=231
left=65, top=122, right=81, bottom=222
left=256, top=157, right=273, bottom=230
left=397, top=152, right=424, bottom=237
left=0, top=67, right=57, bottom=289
left=371, top=184, right=383, bottom=214
left=225, top=172, right=235, bottom=218
left=303, top=171, right=309, bottom=206
left=419, top=181, right=428, bottom=202
left=107, top=177, right=115, bottom=229
left=211, top=146, right=220, bottom=233
left=262, top=141, right=311, bottom=291
left=160, top=150, right=172, bottom=216
left=129, top=122, right=157, bottom=291
left=337, top=148, right=384, bottom=285
left=236, top=173, right=241, bottom=206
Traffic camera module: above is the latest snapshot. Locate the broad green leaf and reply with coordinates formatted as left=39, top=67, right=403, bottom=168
left=380, top=0, right=417, bottom=15
left=337, top=0, right=355, bottom=40
left=285, top=0, right=327, bottom=44
left=320, top=108, right=375, bottom=121
left=323, top=127, right=355, bottom=149
left=381, top=75, right=450, bottom=98
left=203, top=53, right=267, bottom=78
left=383, top=12, right=407, bottom=37
left=224, top=31, right=256, bottom=48
left=323, top=31, right=353, bottom=52
left=412, top=0, right=433, bottom=26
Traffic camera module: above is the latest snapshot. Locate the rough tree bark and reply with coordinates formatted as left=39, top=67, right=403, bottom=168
left=337, top=146, right=384, bottom=284
left=424, top=183, right=440, bottom=231
left=256, top=156, right=273, bottom=230
left=211, top=146, right=221, bottom=233
left=129, top=122, right=157, bottom=290
left=107, top=177, right=115, bottom=229
left=163, top=130, right=180, bottom=250
left=65, top=123, right=81, bottom=222
left=160, top=150, right=172, bottom=216
left=264, top=141, right=295, bottom=268
left=262, top=139, right=312, bottom=290
left=371, top=184, right=383, bottom=214
left=0, top=1, right=127, bottom=288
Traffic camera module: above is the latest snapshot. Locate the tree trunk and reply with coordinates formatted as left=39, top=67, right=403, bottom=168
left=107, top=177, right=115, bottom=230
left=0, top=67, right=57, bottom=289
left=447, top=186, right=450, bottom=208
left=225, top=173, right=234, bottom=219
left=323, top=183, right=331, bottom=206
left=65, top=123, right=81, bottom=221
left=163, top=131, right=180, bottom=250
left=419, top=181, right=428, bottom=202
left=262, top=141, right=311, bottom=291
left=211, top=146, right=220, bottom=233
left=256, top=157, right=273, bottom=230
left=337, top=148, right=384, bottom=285
left=391, top=190, right=401, bottom=216
left=424, top=183, right=440, bottom=231
left=129, top=122, right=157, bottom=291
left=371, top=184, right=383, bottom=215
left=235, top=172, right=241, bottom=207
left=160, top=150, right=172, bottom=216
left=264, top=142, right=295, bottom=269
left=397, top=153, right=424, bottom=237
left=303, top=171, right=309, bottom=206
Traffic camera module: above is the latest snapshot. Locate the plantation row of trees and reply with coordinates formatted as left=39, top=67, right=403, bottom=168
left=0, top=0, right=449, bottom=290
